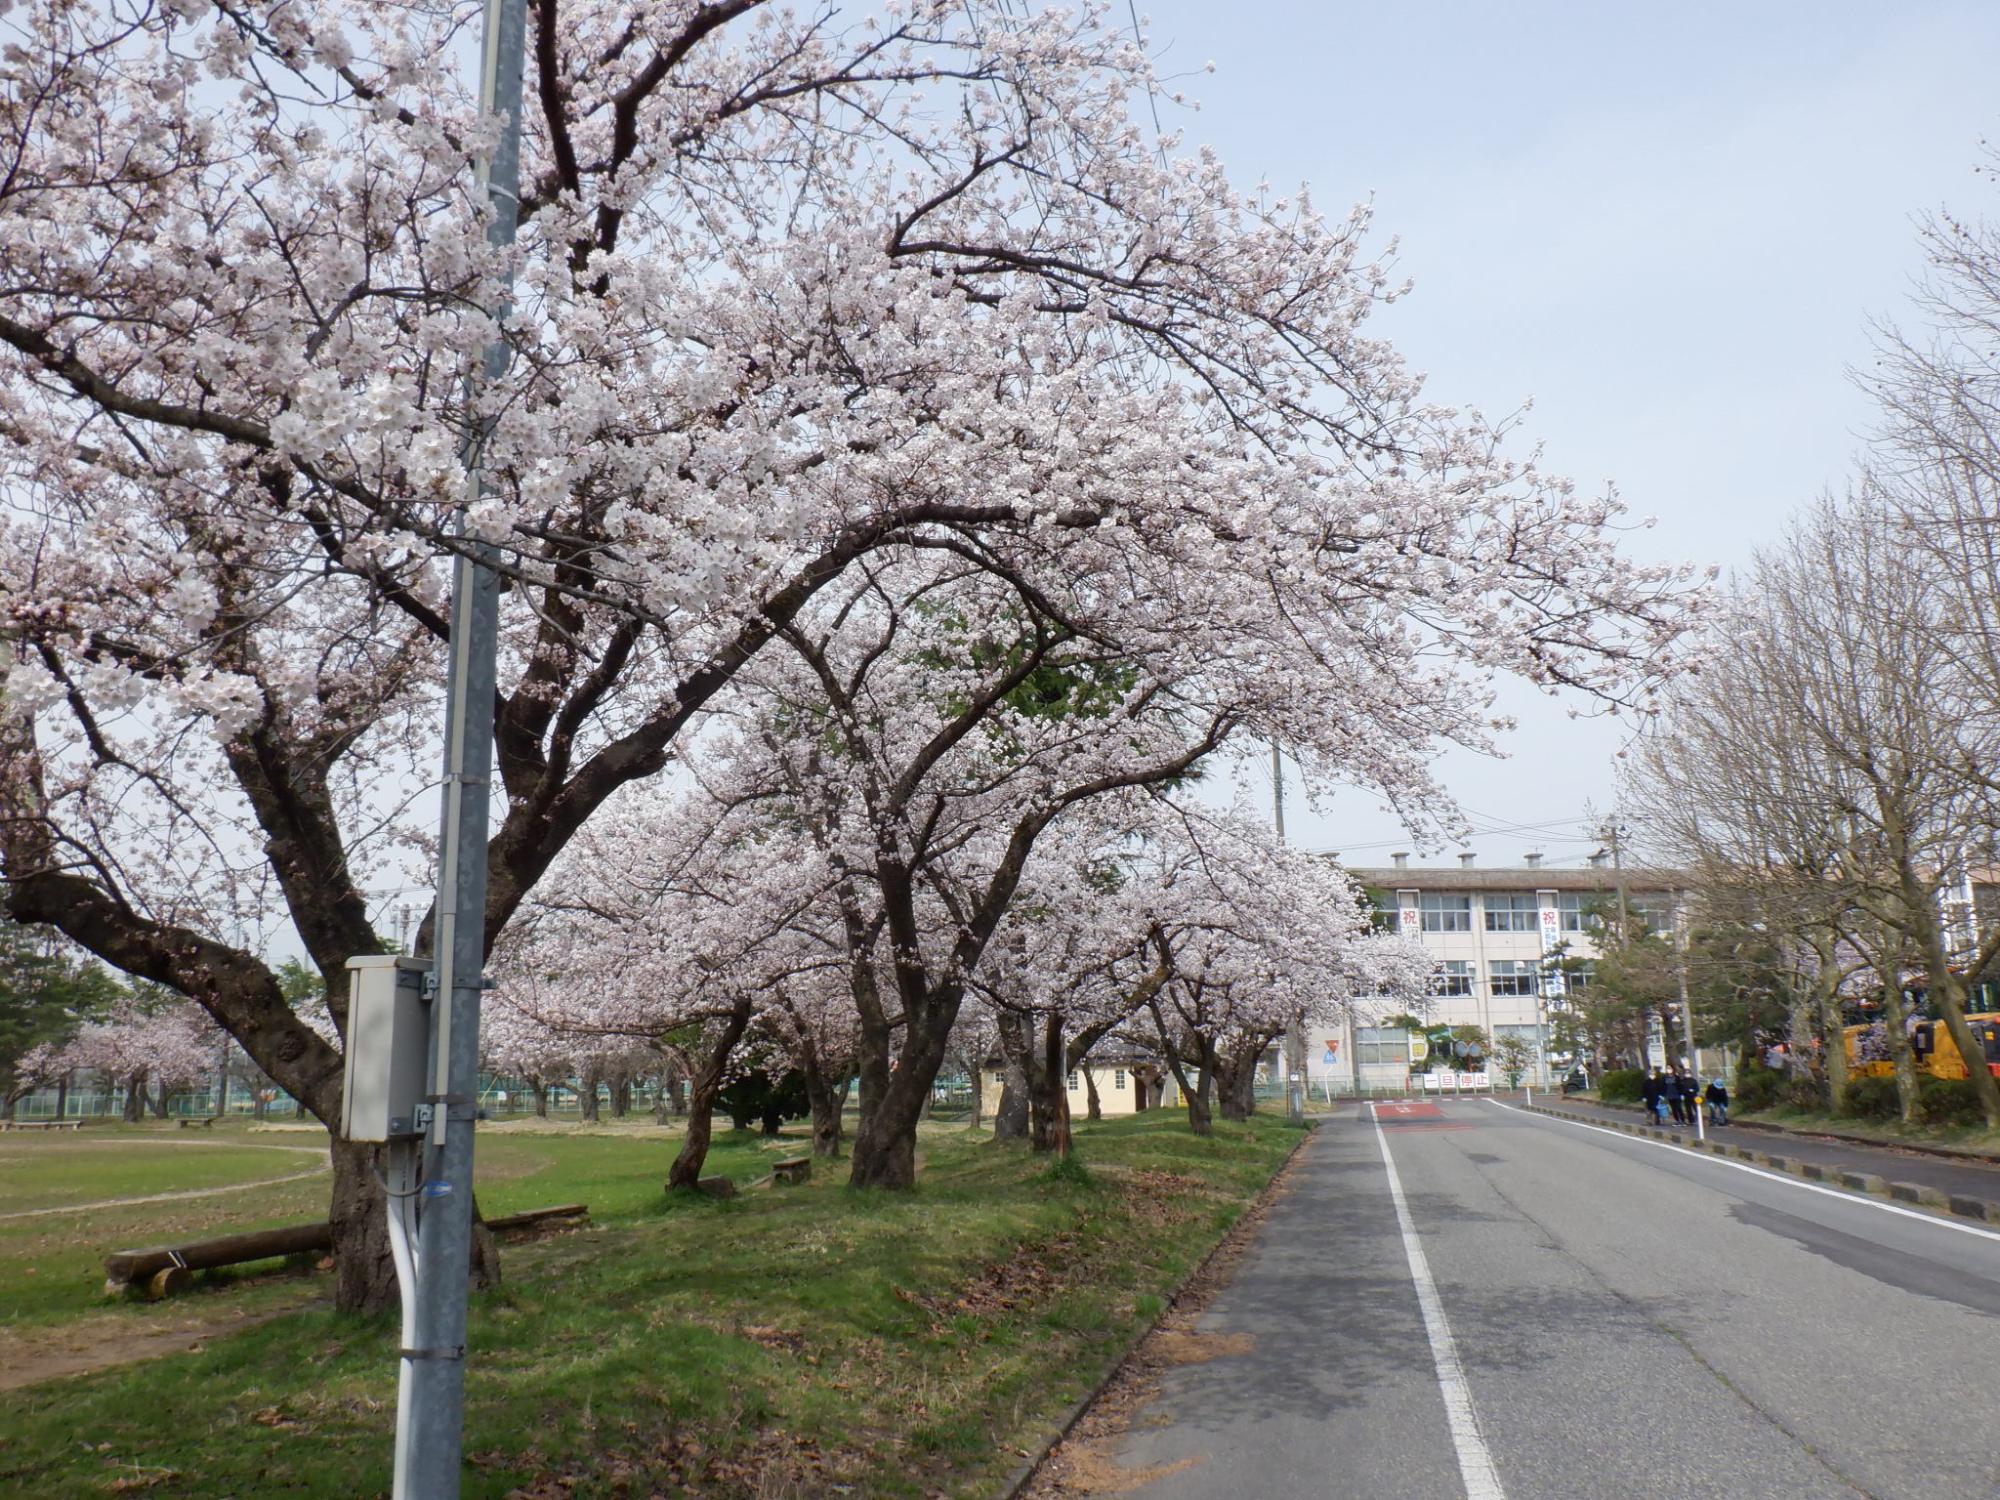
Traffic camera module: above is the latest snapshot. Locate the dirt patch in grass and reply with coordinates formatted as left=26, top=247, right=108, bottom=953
left=0, top=1287, right=320, bottom=1392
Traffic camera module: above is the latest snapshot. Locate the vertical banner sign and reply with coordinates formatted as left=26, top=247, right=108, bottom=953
left=1401, top=904, right=1420, bottom=936
left=1538, top=903, right=1564, bottom=997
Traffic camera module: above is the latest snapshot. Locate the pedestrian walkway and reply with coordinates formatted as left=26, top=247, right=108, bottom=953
left=1541, top=1097, right=2000, bottom=1207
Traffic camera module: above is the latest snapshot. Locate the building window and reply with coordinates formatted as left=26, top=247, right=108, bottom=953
left=1556, top=892, right=1601, bottom=933
left=1629, top=895, right=1676, bottom=933
left=1484, top=893, right=1539, bottom=932
left=1356, top=1027, right=1411, bottom=1066
left=1489, top=960, right=1538, bottom=997
left=1114, top=1069, right=1127, bottom=1089
left=1067, top=1072, right=1079, bottom=1090
left=1419, top=892, right=1471, bottom=932
left=1566, top=962, right=1594, bottom=993
left=1435, top=961, right=1473, bottom=997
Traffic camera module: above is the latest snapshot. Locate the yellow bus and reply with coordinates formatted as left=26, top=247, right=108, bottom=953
left=1843, top=1014, right=2000, bottom=1080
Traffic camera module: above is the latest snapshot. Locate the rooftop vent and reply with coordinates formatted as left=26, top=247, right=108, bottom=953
left=1525, top=852, right=1543, bottom=869
left=1392, top=852, right=1409, bottom=871
left=1458, top=852, right=1475, bottom=868
left=1587, top=849, right=1609, bottom=869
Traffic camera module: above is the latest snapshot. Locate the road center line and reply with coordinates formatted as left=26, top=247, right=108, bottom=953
left=1372, top=1106, right=1508, bottom=1500
left=1485, top=1099, right=2000, bottom=1246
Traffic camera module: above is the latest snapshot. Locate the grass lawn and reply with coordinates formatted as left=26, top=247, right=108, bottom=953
left=1732, top=1105, right=2000, bottom=1158
left=0, top=1112, right=1302, bottom=1498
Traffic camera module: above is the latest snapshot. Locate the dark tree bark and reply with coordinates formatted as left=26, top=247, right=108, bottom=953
left=531, top=1078, right=550, bottom=1117
left=799, top=1041, right=846, bottom=1158
left=1029, top=1013, right=1073, bottom=1156
left=577, top=1064, right=602, bottom=1123
left=993, top=1012, right=1031, bottom=1142
left=666, top=999, right=753, bottom=1192
left=121, top=1070, right=146, bottom=1123
left=609, top=1075, right=632, bottom=1118
left=1149, top=999, right=1215, bottom=1137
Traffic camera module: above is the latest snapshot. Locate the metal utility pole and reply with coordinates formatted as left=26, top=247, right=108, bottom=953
left=1273, top=744, right=1305, bottom=1124
left=390, top=0, right=525, bottom=1493
left=1674, top=891, right=1704, bottom=1142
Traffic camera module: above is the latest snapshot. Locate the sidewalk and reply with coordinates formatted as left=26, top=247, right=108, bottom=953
left=1534, top=1096, right=2000, bottom=1211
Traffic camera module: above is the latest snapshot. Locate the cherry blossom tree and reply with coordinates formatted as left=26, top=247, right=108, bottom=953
left=0, top=0, right=1703, bottom=1303
left=54, top=993, right=219, bottom=1119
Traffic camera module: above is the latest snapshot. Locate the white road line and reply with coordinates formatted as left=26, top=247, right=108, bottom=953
left=1373, top=1106, right=1508, bottom=1500
left=1485, top=1099, right=2000, bottom=1246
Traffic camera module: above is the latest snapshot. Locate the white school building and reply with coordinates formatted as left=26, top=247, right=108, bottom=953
left=1310, top=853, right=1681, bottom=1091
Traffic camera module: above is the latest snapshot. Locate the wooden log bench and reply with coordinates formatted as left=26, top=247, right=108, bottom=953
left=176, top=1116, right=222, bottom=1130
left=771, top=1156, right=812, bottom=1185
left=0, top=1118, right=85, bottom=1131
left=104, top=1202, right=589, bottom=1299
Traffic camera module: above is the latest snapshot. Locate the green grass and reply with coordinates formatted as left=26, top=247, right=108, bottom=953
left=0, top=1113, right=1301, bottom=1498
left=0, top=1121, right=779, bottom=1332
left=1734, top=1104, right=2000, bottom=1157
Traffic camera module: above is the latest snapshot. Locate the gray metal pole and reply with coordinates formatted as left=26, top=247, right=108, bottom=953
left=1675, top=893, right=1704, bottom=1143
left=1272, top=743, right=1305, bottom=1123
left=394, top=0, right=526, bottom=1493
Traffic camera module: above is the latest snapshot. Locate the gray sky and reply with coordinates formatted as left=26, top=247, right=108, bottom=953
left=1158, top=0, right=2000, bottom=866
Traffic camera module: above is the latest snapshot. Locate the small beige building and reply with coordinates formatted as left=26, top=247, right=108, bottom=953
left=983, top=1055, right=1179, bottom=1116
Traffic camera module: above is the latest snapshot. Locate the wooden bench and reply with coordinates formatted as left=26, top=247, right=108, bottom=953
left=771, top=1156, right=812, bottom=1186
left=176, top=1116, right=222, bottom=1130
left=104, top=1202, right=589, bottom=1299
left=0, top=1118, right=85, bottom=1131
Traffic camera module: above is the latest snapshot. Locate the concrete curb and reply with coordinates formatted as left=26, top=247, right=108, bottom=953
left=993, top=1122, right=1318, bottom=1500
left=1521, top=1104, right=2000, bottom=1229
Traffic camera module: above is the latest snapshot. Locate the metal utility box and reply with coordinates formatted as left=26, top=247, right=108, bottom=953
left=341, top=955, right=433, bottom=1141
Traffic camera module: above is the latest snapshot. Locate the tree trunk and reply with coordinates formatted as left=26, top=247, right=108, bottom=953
left=667, top=1000, right=753, bottom=1192
left=328, top=1137, right=399, bottom=1315
left=1877, top=950, right=1920, bottom=1124
left=1083, top=1065, right=1102, bottom=1122
left=577, top=1067, right=602, bottom=1123
left=531, top=1079, right=550, bottom=1117
left=1215, top=1045, right=1261, bottom=1123
left=1810, top=935, right=1849, bottom=1109
left=610, top=1077, right=632, bottom=1118
left=966, top=1051, right=985, bottom=1130
left=847, top=1007, right=958, bottom=1189
left=121, top=1070, right=146, bottom=1123
left=801, top=1045, right=844, bottom=1158
left=151, top=1081, right=172, bottom=1118
left=1029, top=1014, right=1072, bottom=1156
left=993, top=1011, right=1030, bottom=1142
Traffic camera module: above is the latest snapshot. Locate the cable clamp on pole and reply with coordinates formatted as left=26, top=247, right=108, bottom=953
left=399, top=1346, right=466, bottom=1361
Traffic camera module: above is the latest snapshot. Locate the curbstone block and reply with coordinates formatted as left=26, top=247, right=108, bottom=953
left=1800, top=1163, right=1827, bottom=1181
left=1840, top=1172, right=1886, bottom=1194
left=1886, top=1181, right=1948, bottom=1207
left=1734, top=1147, right=1757, bottom=1161
left=1762, top=1155, right=1788, bottom=1171
left=1947, top=1195, right=1994, bottom=1222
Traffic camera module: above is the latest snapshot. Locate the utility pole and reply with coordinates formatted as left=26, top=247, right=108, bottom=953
left=1674, top=891, right=1704, bottom=1142
left=389, top=0, right=525, bottom=1493
left=1606, top=819, right=1630, bottom=936
left=1274, top=743, right=1305, bottom=1124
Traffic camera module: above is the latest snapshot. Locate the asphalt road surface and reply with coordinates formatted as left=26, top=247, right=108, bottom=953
left=1104, top=1099, right=2000, bottom=1500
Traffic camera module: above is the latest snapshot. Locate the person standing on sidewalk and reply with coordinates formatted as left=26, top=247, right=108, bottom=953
left=1705, top=1076, right=1729, bottom=1126
left=1676, top=1070, right=1701, bottom=1127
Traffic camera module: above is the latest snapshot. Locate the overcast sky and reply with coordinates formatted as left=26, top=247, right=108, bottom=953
left=1158, top=1, right=2000, bottom=868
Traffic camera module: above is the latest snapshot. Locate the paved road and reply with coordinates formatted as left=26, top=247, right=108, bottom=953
left=1103, top=1099, right=2000, bottom=1499
left=1540, top=1096, right=2000, bottom=1205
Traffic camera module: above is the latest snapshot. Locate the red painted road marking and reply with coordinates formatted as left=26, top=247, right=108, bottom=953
left=1372, top=1100, right=1444, bottom=1121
